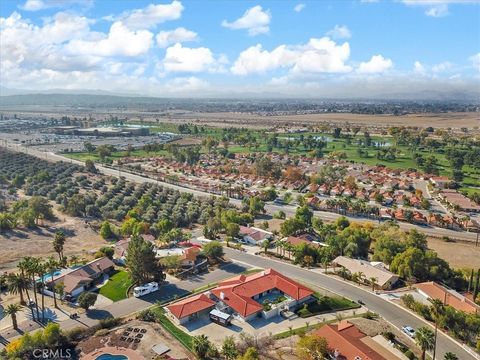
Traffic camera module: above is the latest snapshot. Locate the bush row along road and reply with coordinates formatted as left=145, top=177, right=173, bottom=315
left=4, top=144, right=479, bottom=359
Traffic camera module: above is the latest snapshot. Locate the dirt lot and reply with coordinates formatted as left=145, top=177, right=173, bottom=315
left=173, top=111, right=479, bottom=130
left=0, top=208, right=107, bottom=271
left=427, top=236, right=480, bottom=270
left=77, top=319, right=192, bottom=359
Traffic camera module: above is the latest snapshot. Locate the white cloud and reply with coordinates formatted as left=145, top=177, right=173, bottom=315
left=414, top=60, right=426, bottom=74
left=156, top=27, right=198, bottom=48
left=19, top=0, right=93, bottom=11
left=166, top=76, right=209, bottom=92
left=231, top=37, right=352, bottom=75
left=357, top=55, right=393, bottom=73
left=469, top=53, right=480, bottom=72
left=294, top=3, right=306, bottom=12
left=162, top=43, right=216, bottom=72
left=401, top=1, right=480, bottom=17
left=432, top=61, right=452, bottom=72
left=222, top=5, right=271, bottom=36
left=326, top=25, right=352, bottom=39
left=67, top=22, right=153, bottom=57
left=20, top=0, right=46, bottom=11
left=425, top=4, right=449, bottom=17
left=121, top=1, right=184, bottom=30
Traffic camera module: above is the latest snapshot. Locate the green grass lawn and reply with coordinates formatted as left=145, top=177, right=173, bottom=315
left=297, top=293, right=360, bottom=318
left=99, top=270, right=133, bottom=302
left=153, top=307, right=193, bottom=350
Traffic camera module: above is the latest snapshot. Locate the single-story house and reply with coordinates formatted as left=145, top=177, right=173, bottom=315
left=314, top=320, right=403, bottom=360
left=166, top=268, right=314, bottom=324
left=165, top=293, right=216, bottom=324
left=333, top=256, right=399, bottom=290
left=238, top=226, right=273, bottom=245
left=48, top=257, right=115, bottom=298
left=414, top=282, right=479, bottom=314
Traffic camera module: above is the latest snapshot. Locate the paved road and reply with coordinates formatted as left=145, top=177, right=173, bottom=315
left=58, top=262, right=251, bottom=331
left=5, top=143, right=478, bottom=243
left=221, top=247, right=478, bottom=360
left=3, top=144, right=478, bottom=358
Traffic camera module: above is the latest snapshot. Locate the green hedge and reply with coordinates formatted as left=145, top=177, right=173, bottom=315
left=297, top=293, right=360, bottom=318
left=153, top=307, right=193, bottom=351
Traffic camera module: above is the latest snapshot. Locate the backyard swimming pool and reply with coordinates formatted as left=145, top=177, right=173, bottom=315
left=40, top=270, right=61, bottom=282
left=95, top=354, right=128, bottom=360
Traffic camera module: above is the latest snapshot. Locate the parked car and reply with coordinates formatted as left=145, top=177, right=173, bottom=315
left=402, top=325, right=416, bottom=338
left=133, top=282, right=159, bottom=298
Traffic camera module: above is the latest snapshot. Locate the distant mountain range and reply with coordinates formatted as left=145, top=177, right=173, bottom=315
left=0, top=86, right=478, bottom=105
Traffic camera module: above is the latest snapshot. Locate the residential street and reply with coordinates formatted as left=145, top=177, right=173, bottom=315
left=221, top=247, right=478, bottom=360
left=6, top=143, right=479, bottom=243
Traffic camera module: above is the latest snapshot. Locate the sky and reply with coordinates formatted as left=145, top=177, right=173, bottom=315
left=0, top=0, right=479, bottom=98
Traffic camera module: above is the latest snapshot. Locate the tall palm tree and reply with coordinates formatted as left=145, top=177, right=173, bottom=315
left=45, top=256, right=59, bottom=308
left=24, top=257, right=41, bottom=320
left=415, top=326, right=435, bottom=360
left=7, top=273, right=28, bottom=305
left=36, top=262, right=47, bottom=322
left=369, top=277, right=379, bottom=292
left=5, top=303, right=21, bottom=329
left=430, top=298, right=444, bottom=360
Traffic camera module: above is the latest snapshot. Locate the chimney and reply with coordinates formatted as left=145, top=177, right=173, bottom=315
left=220, top=292, right=225, bottom=300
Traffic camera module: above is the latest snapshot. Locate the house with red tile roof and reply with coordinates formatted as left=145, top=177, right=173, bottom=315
left=314, top=320, right=402, bottom=360
left=414, top=282, right=479, bottom=314
left=166, top=293, right=216, bottom=324
left=166, top=268, right=314, bottom=324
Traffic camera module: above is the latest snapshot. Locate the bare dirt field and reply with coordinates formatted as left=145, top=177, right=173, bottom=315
left=167, top=111, right=479, bottom=130
left=0, top=209, right=108, bottom=271
left=427, top=236, right=480, bottom=269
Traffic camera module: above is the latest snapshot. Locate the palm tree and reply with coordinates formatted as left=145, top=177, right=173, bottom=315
left=7, top=273, right=28, bottom=305
left=192, top=334, right=211, bottom=359
left=443, top=352, right=458, bottom=360
left=24, top=257, right=41, bottom=320
left=5, top=303, right=22, bottom=329
left=17, top=258, right=35, bottom=319
left=69, top=255, right=79, bottom=266
left=369, top=277, right=378, bottom=292
left=36, top=261, right=47, bottom=322
left=262, top=239, right=270, bottom=254
left=430, top=298, right=444, bottom=360
left=415, top=326, right=435, bottom=360
left=45, top=256, right=59, bottom=308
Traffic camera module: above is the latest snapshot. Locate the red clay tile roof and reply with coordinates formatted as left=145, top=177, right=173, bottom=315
left=314, top=321, right=387, bottom=360
left=211, top=268, right=314, bottom=317
left=166, top=293, right=216, bottom=319
left=414, top=282, right=479, bottom=314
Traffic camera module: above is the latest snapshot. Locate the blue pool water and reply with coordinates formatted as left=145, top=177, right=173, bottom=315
left=41, top=270, right=61, bottom=282
left=95, top=354, right=128, bottom=360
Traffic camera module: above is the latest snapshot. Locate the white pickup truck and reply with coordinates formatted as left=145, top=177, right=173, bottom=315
left=133, top=282, right=159, bottom=298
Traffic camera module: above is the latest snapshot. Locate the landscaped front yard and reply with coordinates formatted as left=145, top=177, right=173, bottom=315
left=297, top=293, right=360, bottom=318
left=99, top=269, right=133, bottom=302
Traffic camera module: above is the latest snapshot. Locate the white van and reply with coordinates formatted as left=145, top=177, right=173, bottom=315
left=133, top=282, right=159, bottom=298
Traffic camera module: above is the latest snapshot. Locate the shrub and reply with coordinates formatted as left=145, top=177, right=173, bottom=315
left=95, top=329, right=110, bottom=337
left=137, top=309, right=156, bottom=322
left=99, top=316, right=120, bottom=329
left=383, top=331, right=395, bottom=342
left=404, top=350, right=415, bottom=360
left=64, top=327, right=86, bottom=343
